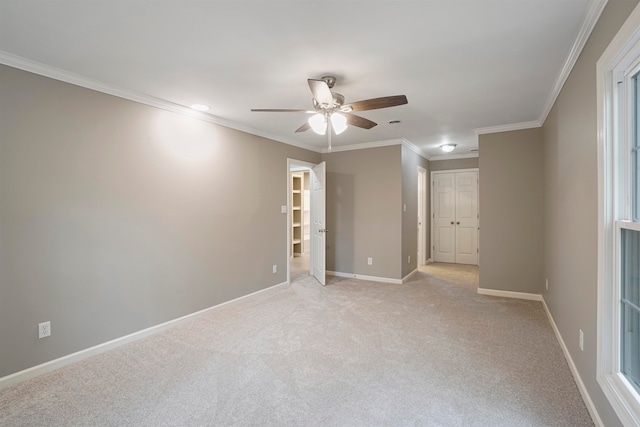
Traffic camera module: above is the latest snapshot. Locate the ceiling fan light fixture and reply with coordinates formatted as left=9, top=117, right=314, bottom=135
left=441, top=144, right=456, bottom=153
left=308, top=113, right=326, bottom=135
left=331, top=113, right=347, bottom=135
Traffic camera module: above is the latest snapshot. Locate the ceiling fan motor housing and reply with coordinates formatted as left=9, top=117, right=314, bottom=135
left=332, top=93, right=344, bottom=107
left=313, top=92, right=344, bottom=111
left=321, top=75, right=336, bottom=88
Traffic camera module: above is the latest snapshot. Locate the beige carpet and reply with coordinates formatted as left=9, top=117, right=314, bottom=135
left=0, top=263, right=593, bottom=426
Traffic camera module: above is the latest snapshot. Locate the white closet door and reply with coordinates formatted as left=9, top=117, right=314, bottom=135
left=431, top=170, right=478, bottom=265
left=455, top=171, right=478, bottom=265
left=432, top=173, right=456, bottom=263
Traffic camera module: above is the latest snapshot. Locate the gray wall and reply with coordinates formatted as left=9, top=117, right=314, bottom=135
left=478, top=128, right=544, bottom=294
left=0, top=65, right=321, bottom=377
left=429, top=157, right=478, bottom=172
left=401, top=146, right=430, bottom=277
left=542, top=1, right=639, bottom=425
left=323, top=146, right=403, bottom=280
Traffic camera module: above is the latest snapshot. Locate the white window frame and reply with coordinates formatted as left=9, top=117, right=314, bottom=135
left=597, top=3, right=640, bottom=425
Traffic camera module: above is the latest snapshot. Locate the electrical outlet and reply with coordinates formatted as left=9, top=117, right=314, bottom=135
left=367, top=257, right=373, bottom=265
left=38, top=321, right=51, bottom=339
left=546, top=278, right=549, bottom=291
left=579, top=329, right=584, bottom=351
left=272, top=264, right=277, bottom=274
left=408, top=255, right=411, bottom=264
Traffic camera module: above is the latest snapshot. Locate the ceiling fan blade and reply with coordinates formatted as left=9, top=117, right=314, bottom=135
left=344, top=95, right=408, bottom=112
left=251, top=108, right=312, bottom=113
left=308, top=79, right=334, bottom=106
left=345, top=113, right=377, bottom=129
left=295, top=122, right=311, bottom=133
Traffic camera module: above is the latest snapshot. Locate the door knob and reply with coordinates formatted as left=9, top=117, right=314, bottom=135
left=456, top=222, right=460, bottom=225
left=450, top=221, right=454, bottom=225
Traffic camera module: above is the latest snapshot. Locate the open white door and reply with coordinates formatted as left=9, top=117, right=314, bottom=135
left=310, top=161, right=326, bottom=285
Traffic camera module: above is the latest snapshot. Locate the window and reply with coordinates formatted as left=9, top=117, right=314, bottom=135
left=598, top=4, right=640, bottom=424
left=621, top=227, right=640, bottom=393
left=617, top=69, right=640, bottom=397
left=620, top=70, right=640, bottom=391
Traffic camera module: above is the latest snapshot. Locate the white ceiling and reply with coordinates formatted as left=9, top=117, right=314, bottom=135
left=0, top=0, right=599, bottom=158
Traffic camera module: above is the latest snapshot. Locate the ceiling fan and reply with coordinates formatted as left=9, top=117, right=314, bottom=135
left=251, top=75, right=408, bottom=151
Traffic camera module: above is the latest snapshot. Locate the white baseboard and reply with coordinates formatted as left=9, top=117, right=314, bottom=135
left=541, top=298, right=603, bottom=427
left=327, top=271, right=402, bottom=284
left=477, top=288, right=543, bottom=301
left=402, top=268, right=419, bottom=283
left=0, top=281, right=289, bottom=390
left=477, top=288, right=602, bottom=425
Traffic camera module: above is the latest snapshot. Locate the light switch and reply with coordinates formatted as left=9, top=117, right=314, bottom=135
left=281, top=205, right=287, bottom=214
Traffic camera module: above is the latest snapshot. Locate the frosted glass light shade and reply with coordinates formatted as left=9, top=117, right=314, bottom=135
left=441, top=144, right=456, bottom=153
left=308, top=113, right=327, bottom=135
left=331, top=113, right=347, bottom=135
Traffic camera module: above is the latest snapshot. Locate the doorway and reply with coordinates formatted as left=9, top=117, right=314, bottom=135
left=418, top=167, right=427, bottom=266
left=290, top=168, right=310, bottom=282
left=287, top=159, right=327, bottom=285
left=431, top=169, right=479, bottom=265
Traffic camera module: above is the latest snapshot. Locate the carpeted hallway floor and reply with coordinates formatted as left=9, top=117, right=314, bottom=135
left=0, top=263, right=593, bottom=426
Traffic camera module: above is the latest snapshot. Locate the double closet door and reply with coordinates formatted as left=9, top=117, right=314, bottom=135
left=432, top=170, right=478, bottom=265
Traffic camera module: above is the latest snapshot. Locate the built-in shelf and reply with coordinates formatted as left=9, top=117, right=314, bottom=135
left=291, top=172, right=305, bottom=257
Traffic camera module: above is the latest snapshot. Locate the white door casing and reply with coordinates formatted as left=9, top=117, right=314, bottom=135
left=418, top=167, right=427, bottom=265
left=310, top=161, right=326, bottom=285
left=431, top=170, right=478, bottom=265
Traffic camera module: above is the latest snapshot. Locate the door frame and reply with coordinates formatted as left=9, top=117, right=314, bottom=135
left=430, top=168, right=479, bottom=265
left=287, top=158, right=319, bottom=284
left=417, top=167, right=427, bottom=266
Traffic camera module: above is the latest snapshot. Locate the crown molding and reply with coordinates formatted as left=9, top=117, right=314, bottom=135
left=401, top=139, right=430, bottom=160
left=474, top=120, right=541, bottom=135
left=320, top=138, right=430, bottom=160
left=429, top=152, right=479, bottom=161
left=0, top=52, right=415, bottom=157
left=321, top=138, right=405, bottom=154
left=474, top=0, right=607, bottom=136
left=0, top=51, right=322, bottom=154
left=538, top=0, right=608, bottom=125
